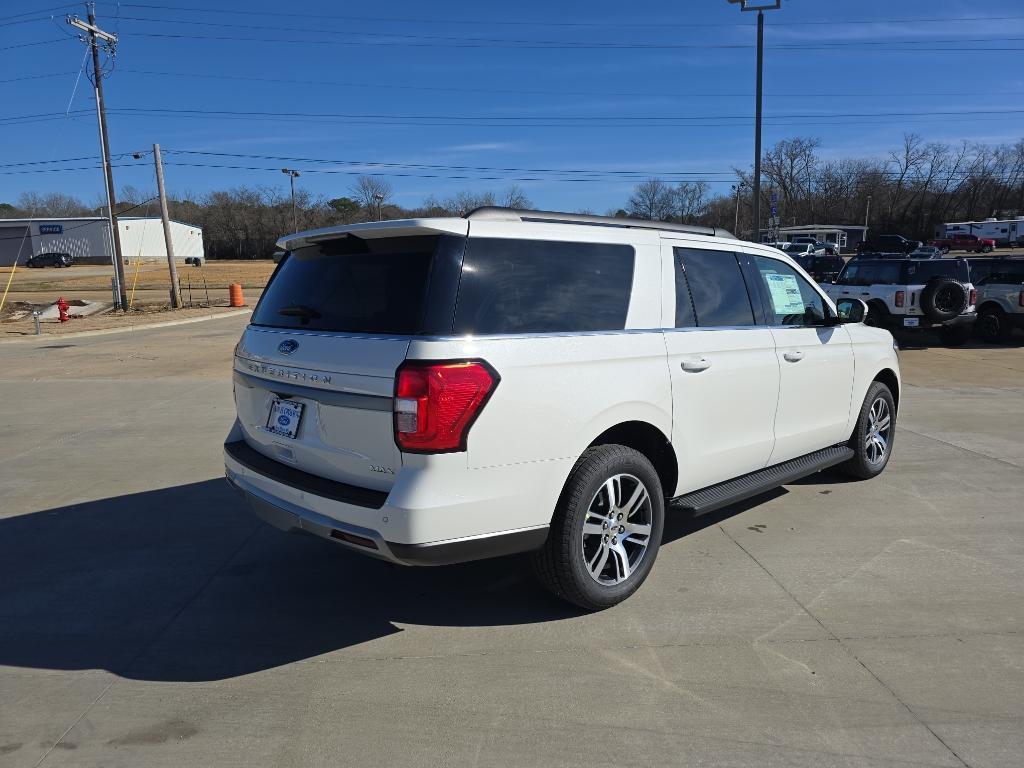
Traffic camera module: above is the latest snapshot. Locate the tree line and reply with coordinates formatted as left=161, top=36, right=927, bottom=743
left=625, top=134, right=1024, bottom=239
left=3, top=133, right=1023, bottom=257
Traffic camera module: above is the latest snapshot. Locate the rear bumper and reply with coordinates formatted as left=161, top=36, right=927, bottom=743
left=224, top=437, right=554, bottom=566
left=896, top=312, right=976, bottom=331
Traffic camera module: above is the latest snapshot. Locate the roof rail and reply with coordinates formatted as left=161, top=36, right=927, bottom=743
left=464, top=207, right=736, bottom=240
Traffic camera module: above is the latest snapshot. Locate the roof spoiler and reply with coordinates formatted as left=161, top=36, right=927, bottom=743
left=464, top=207, right=736, bottom=240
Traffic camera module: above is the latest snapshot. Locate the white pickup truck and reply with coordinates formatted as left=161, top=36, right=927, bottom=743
left=822, top=257, right=976, bottom=346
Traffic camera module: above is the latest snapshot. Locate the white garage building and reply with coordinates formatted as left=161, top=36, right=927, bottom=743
left=0, top=217, right=204, bottom=267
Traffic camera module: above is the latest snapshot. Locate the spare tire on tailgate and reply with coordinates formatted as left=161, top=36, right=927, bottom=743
left=920, top=277, right=968, bottom=323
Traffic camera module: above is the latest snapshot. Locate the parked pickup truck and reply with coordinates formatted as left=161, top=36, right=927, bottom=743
left=930, top=233, right=996, bottom=254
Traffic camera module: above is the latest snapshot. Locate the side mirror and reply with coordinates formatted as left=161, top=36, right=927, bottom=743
left=835, top=298, right=868, bottom=324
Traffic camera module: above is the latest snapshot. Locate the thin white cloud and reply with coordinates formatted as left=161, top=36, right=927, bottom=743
left=441, top=142, right=518, bottom=152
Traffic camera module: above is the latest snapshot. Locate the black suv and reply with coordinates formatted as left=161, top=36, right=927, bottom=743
left=856, top=235, right=921, bottom=254
left=792, top=253, right=846, bottom=282
left=26, top=252, right=73, bottom=268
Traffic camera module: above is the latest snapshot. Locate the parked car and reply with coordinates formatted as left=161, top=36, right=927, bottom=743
left=974, top=264, right=1024, bottom=343
left=822, top=257, right=976, bottom=345
left=930, top=232, right=996, bottom=254
left=856, top=235, right=921, bottom=254
left=225, top=207, right=900, bottom=610
left=26, top=252, right=73, bottom=268
left=781, top=242, right=817, bottom=257
left=792, top=253, right=847, bottom=283
left=792, top=236, right=839, bottom=255
left=910, top=246, right=943, bottom=259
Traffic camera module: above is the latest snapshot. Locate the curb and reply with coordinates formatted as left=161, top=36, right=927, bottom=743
left=0, top=308, right=252, bottom=344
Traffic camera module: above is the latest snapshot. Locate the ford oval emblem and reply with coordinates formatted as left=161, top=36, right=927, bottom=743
left=277, top=339, right=299, bottom=355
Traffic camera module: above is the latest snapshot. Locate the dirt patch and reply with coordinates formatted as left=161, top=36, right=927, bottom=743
left=1, top=260, right=275, bottom=293
left=1, top=299, right=246, bottom=337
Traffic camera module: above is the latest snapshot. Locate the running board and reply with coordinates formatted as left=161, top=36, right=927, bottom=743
left=672, top=444, right=855, bottom=516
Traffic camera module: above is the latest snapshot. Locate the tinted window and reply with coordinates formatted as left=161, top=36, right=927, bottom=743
left=676, top=248, right=756, bottom=327
left=979, top=269, right=1024, bottom=285
left=753, top=255, right=827, bottom=326
left=836, top=260, right=902, bottom=286
left=252, top=234, right=441, bottom=334
left=452, top=238, right=634, bottom=334
left=674, top=256, right=697, bottom=328
left=903, top=260, right=969, bottom=283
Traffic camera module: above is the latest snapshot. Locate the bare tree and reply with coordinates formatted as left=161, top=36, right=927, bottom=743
left=674, top=181, right=710, bottom=223
left=350, top=175, right=393, bottom=209
left=628, top=178, right=675, bottom=221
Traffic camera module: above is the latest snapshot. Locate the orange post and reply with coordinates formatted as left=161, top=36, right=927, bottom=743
left=228, top=283, right=245, bottom=307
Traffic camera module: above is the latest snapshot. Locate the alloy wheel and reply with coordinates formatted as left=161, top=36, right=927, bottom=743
left=581, top=474, right=653, bottom=586
left=865, top=397, right=892, bottom=466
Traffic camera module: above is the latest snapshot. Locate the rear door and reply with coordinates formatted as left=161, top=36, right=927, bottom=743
left=664, top=244, right=779, bottom=494
left=745, top=254, right=855, bottom=463
left=233, top=229, right=466, bottom=492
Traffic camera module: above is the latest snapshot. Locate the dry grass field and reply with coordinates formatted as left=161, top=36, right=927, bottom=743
left=1, top=260, right=275, bottom=293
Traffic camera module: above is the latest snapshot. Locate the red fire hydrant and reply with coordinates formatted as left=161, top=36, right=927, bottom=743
left=57, top=296, right=70, bottom=323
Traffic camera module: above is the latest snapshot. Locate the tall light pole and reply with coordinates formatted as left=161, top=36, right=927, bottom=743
left=732, top=181, right=746, bottom=236
left=373, top=192, right=384, bottom=221
left=727, top=0, right=781, bottom=242
left=281, top=168, right=300, bottom=232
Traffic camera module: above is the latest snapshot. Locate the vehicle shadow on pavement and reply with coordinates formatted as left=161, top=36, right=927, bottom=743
left=0, top=479, right=591, bottom=683
left=0, top=479, right=777, bottom=683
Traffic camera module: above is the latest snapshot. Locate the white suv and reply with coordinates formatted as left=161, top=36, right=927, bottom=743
left=225, top=208, right=900, bottom=610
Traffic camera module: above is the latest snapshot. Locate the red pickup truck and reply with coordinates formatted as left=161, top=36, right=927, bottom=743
left=930, top=233, right=996, bottom=253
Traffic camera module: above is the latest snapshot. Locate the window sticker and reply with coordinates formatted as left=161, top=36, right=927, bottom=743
left=764, top=272, right=806, bottom=314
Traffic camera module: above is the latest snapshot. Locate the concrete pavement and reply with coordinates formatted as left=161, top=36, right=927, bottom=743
left=1, top=318, right=1022, bottom=767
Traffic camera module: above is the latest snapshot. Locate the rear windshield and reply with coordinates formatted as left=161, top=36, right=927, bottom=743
left=836, top=260, right=902, bottom=286
left=903, top=260, right=969, bottom=283
left=252, top=235, right=441, bottom=334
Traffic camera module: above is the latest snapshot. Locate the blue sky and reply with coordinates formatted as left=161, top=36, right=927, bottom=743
left=2, top=0, right=1023, bottom=213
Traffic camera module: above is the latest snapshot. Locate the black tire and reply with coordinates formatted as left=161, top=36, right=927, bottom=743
left=532, top=444, right=664, bottom=611
left=939, top=326, right=972, bottom=347
left=978, top=305, right=1013, bottom=344
left=920, top=277, right=969, bottom=323
left=981, top=245, right=993, bottom=253
left=940, top=246, right=950, bottom=254
left=839, top=382, right=896, bottom=480
left=864, top=301, right=890, bottom=329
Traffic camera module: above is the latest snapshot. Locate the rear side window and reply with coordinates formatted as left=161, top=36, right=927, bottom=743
left=676, top=248, right=756, bottom=327
left=452, top=238, right=634, bottom=334
left=252, top=235, right=442, bottom=334
left=903, top=260, right=969, bottom=283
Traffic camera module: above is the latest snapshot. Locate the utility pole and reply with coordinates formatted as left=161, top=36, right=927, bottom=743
left=281, top=168, right=300, bottom=232
left=153, top=144, right=182, bottom=308
left=727, top=1, right=781, bottom=242
left=68, top=4, right=127, bottom=310
left=864, top=194, right=872, bottom=244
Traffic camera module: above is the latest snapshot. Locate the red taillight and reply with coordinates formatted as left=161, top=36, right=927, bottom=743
left=969, top=289, right=977, bottom=307
left=394, top=360, right=499, bottom=453
left=1019, top=290, right=1024, bottom=308
left=895, top=290, right=905, bottom=308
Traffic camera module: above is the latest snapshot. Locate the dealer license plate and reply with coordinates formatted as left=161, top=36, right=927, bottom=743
left=903, top=317, right=920, bottom=327
left=266, top=399, right=304, bottom=439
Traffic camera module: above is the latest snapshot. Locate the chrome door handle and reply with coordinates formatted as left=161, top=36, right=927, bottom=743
left=783, top=351, right=805, bottom=363
left=681, top=358, right=712, bottom=373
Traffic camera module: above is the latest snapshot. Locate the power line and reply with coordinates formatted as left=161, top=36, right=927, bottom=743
left=6, top=67, right=1021, bottom=102
left=91, top=14, right=1024, bottom=49
left=96, top=3, right=1024, bottom=29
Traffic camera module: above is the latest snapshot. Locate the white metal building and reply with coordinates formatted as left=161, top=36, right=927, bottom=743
left=0, top=217, right=204, bottom=267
